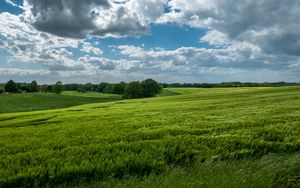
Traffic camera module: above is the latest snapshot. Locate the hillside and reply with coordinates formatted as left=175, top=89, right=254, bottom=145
left=0, top=92, right=122, bottom=113
left=0, top=87, right=299, bottom=187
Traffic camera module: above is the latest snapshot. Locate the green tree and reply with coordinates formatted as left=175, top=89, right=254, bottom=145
left=140, top=79, right=162, bottom=97
left=104, top=83, right=114, bottom=93
left=97, top=82, right=108, bottom=92
left=85, top=82, right=93, bottom=92
left=5, top=80, right=18, bottom=93
left=112, top=82, right=126, bottom=94
left=124, top=81, right=141, bottom=99
left=29, top=80, right=39, bottom=92
left=53, top=81, right=63, bottom=94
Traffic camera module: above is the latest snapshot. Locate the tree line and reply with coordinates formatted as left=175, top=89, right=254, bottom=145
left=1, top=79, right=299, bottom=98
left=162, top=81, right=300, bottom=88
left=0, top=79, right=162, bottom=99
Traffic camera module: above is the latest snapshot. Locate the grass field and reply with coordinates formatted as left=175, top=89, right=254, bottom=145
left=0, top=91, right=122, bottom=113
left=0, top=87, right=300, bottom=187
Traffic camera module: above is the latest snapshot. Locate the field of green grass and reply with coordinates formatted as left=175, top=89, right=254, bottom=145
left=0, top=87, right=300, bottom=187
left=0, top=91, right=122, bottom=113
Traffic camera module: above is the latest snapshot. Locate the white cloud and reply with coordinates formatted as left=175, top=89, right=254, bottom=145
left=0, top=12, right=82, bottom=69
left=1, top=1, right=300, bottom=83
left=80, top=42, right=103, bottom=55
left=161, top=0, right=300, bottom=56
left=200, top=30, right=229, bottom=47
left=22, top=0, right=166, bottom=39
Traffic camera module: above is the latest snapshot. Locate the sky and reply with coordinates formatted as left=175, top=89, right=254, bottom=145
left=0, top=0, right=300, bottom=84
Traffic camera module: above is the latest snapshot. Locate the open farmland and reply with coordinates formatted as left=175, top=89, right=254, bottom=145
left=0, top=92, right=122, bottom=113
left=0, top=87, right=300, bottom=187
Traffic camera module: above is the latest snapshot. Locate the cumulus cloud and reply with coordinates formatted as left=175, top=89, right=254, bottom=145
left=0, top=12, right=79, bottom=57
left=162, top=0, right=300, bottom=57
left=80, top=42, right=103, bottom=55
left=23, top=0, right=110, bottom=38
left=78, top=55, right=116, bottom=70
left=200, top=30, right=229, bottom=47
left=0, top=12, right=87, bottom=73
left=23, top=0, right=166, bottom=38
left=1, top=0, right=300, bottom=83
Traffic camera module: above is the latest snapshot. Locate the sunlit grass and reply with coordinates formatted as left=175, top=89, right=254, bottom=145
left=0, top=86, right=299, bottom=187
left=0, top=92, right=122, bottom=113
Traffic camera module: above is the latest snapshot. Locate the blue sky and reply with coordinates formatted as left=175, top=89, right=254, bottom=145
left=0, top=0, right=300, bottom=83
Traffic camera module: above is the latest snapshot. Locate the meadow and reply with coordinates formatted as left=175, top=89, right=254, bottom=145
left=0, top=87, right=299, bottom=187
left=0, top=91, right=122, bottom=113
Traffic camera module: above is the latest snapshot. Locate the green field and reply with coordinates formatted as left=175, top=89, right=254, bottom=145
left=0, top=87, right=300, bottom=187
left=0, top=91, right=122, bottom=113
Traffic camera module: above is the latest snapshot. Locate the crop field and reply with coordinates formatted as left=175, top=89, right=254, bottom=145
left=0, top=87, right=300, bottom=187
left=0, top=92, right=122, bottom=113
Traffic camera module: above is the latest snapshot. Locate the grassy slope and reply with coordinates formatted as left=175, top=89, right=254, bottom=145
left=0, top=92, right=122, bottom=113
left=0, top=87, right=300, bottom=187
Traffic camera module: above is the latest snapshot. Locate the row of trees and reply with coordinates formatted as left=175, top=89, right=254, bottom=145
left=0, top=79, right=162, bottom=99
left=65, top=79, right=162, bottom=98
left=63, top=82, right=127, bottom=94
left=163, top=81, right=300, bottom=88
left=0, top=80, right=63, bottom=94
left=1, top=80, right=39, bottom=93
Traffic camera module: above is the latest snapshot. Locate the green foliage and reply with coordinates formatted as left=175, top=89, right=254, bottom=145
left=104, top=83, right=115, bottom=93
left=140, top=79, right=162, bottom=97
left=124, top=79, right=162, bottom=99
left=124, top=81, right=142, bottom=98
left=97, top=82, right=108, bottom=92
left=63, top=79, right=160, bottom=97
left=84, top=82, right=94, bottom=92
left=29, top=80, right=39, bottom=92
left=112, top=82, right=126, bottom=94
left=40, top=84, right=53, bottom=92
left=4, top=79, right=18, bottom=93
left=0, top=87, right=299, bottom=187
left=53, top=81, right=64, bottom=94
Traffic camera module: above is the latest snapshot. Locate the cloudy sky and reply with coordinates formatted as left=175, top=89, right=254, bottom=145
left=0, top=0, right=300, bottom=83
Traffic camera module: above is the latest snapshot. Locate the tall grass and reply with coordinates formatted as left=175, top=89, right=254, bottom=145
left=0, top=87, right=299, bottom=187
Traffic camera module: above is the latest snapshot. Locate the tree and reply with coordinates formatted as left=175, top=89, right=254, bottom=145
left=18, top=83, right=30, bottom=92
left=112, top=82, right=126, bottom=94
left=97, top=82, right=108, bottom=92
left=140, top=79, right=162, bottom=97
left=29, top=80, right=39, bottom=92
left=124, top=81, right=142, bottom=99
left=104, top=83, right=114, bottom=93
left=53, top=81, right=63, bottom=94
left=85, top=82, right=93, bottom=92
left=5, top=80, right=18, bottom=93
